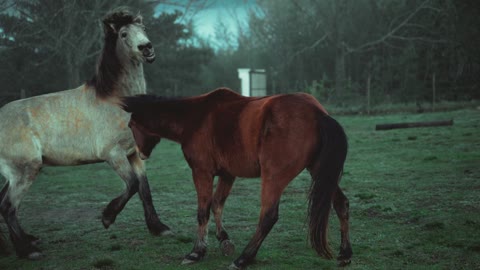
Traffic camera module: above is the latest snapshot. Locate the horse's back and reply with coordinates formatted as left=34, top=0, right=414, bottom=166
left=208, top=91, right=326, bottom=147
left=204, top=88, right=243, bottom=101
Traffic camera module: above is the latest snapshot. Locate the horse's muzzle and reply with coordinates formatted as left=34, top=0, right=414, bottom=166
left=143, top=49, right=155, bottom=63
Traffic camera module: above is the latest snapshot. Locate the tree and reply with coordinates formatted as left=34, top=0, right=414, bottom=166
left=244, top=0, right=457, bottom=104
left=145, top=10, right=213, bottom=96
left=0, top=0, right=156, bottom=95
left=0, top=0, right=213, bottom=101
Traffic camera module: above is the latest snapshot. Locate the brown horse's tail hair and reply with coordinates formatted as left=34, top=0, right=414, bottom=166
left=307, top=114, right=348, bottom=259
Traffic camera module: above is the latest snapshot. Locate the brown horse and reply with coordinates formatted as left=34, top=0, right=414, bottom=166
left=0, top=8, right=170, bottom=259
left=121, top=88, right=352, bottom=269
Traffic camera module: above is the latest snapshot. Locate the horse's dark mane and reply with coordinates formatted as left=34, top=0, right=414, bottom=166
left=121, top=95, right=185, bottom=114
left=121, top=88, right=243, bottom=115
left=87, top=7, right=141, bottom=98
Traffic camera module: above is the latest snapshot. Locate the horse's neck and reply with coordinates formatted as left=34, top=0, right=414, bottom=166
left=153, top=99, right=201, bottom=143
left=117, top=63, right=146, bottom=96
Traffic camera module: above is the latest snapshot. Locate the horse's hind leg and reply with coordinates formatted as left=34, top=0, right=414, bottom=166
left=0, top=162, right=42, bottom=259
left=333, top=187, right=352, bottom=266
left=231, top=173, right=294, bottom=269
left=212, top=173, right=235, bottom=256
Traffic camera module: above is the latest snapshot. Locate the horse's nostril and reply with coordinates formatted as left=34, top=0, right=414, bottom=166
left=138, top=42, right=152, bottom=52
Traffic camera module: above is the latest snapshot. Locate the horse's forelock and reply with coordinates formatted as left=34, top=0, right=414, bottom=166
left=102, top=7, right=141, bottom=33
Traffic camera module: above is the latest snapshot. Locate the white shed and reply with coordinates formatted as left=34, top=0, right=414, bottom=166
left=237, top=69, right=267, bottom=97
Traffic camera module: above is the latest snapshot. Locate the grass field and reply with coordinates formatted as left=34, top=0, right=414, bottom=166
left=0, top=108, right=479, bottom=270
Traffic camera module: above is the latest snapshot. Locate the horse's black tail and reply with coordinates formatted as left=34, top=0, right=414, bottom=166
left=307, top=114, right=348, bottom=259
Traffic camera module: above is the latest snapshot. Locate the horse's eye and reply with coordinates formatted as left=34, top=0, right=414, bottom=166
left=121, top=32, right=127, bottom=38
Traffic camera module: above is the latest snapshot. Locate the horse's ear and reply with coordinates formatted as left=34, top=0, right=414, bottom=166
left=134, top=14, right=143, bottom=24
left=103, top=20, right=117, bottom=34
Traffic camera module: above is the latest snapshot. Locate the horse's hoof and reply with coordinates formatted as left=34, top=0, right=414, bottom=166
left=102, top=217, right=113, bottom=229
left=160, top=230, right=174, bottom=237
left=337, top=259, right=351, bottom=267
left=337, top=247, right=352, bottom=267
left=181, top=252, right=202, bottom=265
left=220, top=240, right=235, bottom=256
left=27, top=235, right=41, bottom=246
left=148, top=222, right=171, bottom=236
left=181, top=258, right=196, bottom=265
left=228, top=262, right=241, bottom=270
left=27, top=251, right=44, bottom=260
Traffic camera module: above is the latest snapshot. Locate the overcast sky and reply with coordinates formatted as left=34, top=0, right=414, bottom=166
left=156, top=0, right=257, bottom=48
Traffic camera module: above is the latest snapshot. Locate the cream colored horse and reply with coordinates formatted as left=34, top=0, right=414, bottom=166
left=0, top=8, right=170, bottom=259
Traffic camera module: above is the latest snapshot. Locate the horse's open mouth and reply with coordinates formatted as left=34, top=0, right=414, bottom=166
left=145, top=53, right=155, bottom=63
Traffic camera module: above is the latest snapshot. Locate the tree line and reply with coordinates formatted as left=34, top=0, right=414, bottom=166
left=0, top=0, right=479, bottom=108
left=204, top=0, right=480, bottom=109
left=0, top=0, right=212, bottom=104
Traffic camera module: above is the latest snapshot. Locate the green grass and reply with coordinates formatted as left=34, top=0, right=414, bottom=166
left=1, top=108, right=479, bottom=269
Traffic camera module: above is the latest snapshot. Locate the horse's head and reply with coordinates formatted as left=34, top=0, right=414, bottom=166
left=103, top=8, right=155, bottom=64
left=128, top=117, right=160, bottom=160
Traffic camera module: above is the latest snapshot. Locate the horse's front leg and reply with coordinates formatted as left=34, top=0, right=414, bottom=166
left=129, top=153, right=171, bottom=235
left=103, top=150, right=169, bottom=235
left=212, top=173, right=235, bottom=256
left=182, top=169, right=214, bottom=265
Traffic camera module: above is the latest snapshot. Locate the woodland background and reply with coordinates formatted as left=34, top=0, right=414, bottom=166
left=0, top=0, right=479, bottom=111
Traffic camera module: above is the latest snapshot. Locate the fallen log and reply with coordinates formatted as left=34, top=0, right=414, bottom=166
left=375, top=119, right=453, bottom=131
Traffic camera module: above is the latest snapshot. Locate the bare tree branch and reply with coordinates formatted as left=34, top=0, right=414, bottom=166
left=288, top=33, right=329, bottom=61
left=0, top=0, right=15, bottom=13
left=345, top=0, right=442, bottom=54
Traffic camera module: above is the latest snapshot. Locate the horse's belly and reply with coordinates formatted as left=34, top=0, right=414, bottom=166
left=233, top=170, right=260, bottom=178
left=40, top=144, right=103, bottom=166
left=223, top=162, right=260, bottom=178
left=40, top=132, right=135, bottom=166
left=42, top=155, right=102, bottom=166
